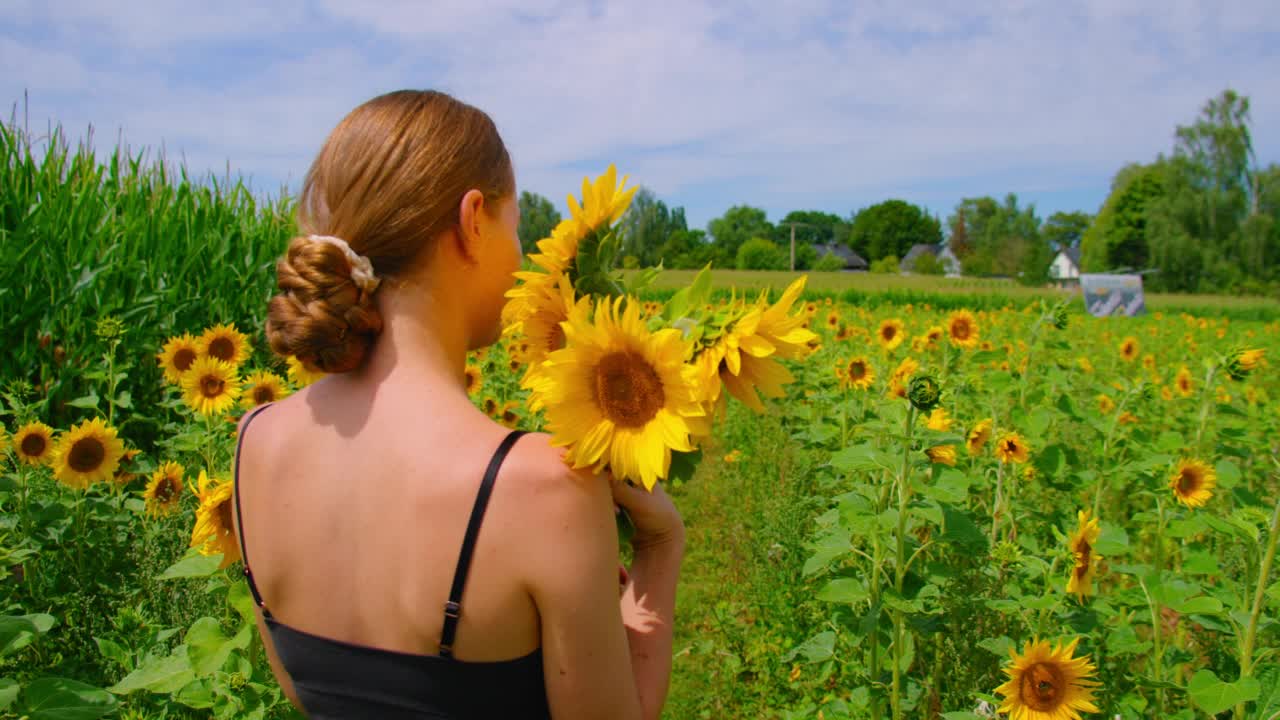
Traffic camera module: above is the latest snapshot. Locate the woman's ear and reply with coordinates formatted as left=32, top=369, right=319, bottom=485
left=454, top=189, right=487, bottom=265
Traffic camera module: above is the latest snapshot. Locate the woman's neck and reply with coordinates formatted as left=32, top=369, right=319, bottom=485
left=360, top=278, right=470, bottom=393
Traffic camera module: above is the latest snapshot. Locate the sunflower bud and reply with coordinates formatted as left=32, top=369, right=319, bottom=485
left=1224, top=347, right=1265, bottom=381
left=907, top=375, right=942, bottom=412
left=38, top=332, right=52, bottom=349
left=53, top=346, right=66, bottom=366
left=94, top=316, right=125, bottom=342
left=1049, top=302, right=1069, bottom=331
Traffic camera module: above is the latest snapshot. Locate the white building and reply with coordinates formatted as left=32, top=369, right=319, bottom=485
left=1049, top=247, right=1082, bottom=287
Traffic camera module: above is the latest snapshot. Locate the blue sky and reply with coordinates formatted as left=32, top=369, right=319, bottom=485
left=3, top=1, right=1278, bottom=232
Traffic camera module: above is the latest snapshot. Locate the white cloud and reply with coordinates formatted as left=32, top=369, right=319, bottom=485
left=2, top=0, right=1275, bottom=226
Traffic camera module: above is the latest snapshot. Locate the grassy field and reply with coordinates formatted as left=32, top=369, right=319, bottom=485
left=630, top=269, right=1280, bottom=319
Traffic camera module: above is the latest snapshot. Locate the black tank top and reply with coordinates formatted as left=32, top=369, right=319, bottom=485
left=233, top=404, right=551, bottom=719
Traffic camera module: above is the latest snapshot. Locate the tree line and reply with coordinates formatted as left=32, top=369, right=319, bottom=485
left=517, top=89, right=1278, bottom=294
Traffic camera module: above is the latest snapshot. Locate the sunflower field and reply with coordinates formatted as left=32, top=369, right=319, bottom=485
left=3, top=120, right=1280, bottom=720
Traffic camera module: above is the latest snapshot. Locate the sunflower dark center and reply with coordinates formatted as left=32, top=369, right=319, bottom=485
left=1177, top=469, right=1200, bottom=494
left=882, top=326, right=897, bottom=341
left=208, top=337, right=236, bottom=361
left=1021, top=662, right=1065, bottom=710
left=216, top=499, right=235, bottom=537
left=68, top=437, right=106, bottom=472
left=174, top=348, right=197, bottom=372
left=1074, top=543, right=1092, bottom=579
left=20, top=433, right=47, bottom=457
left=593, top=351, right=665, bottom=428
left=200, top=375, right=225, bottom=399
left=156, top=476, right=179, bottom=503
left=253, top=386, right=276, bottom=404
left=849, top=361, right=867, bottom=380
left=547, top=322, right=566, bottom=353
left=951, top=319, right=972, bottom=340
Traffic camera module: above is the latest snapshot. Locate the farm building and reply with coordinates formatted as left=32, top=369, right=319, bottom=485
left=812, top=242, right=869, bottom=271
left=900, top=243, right=962, bottom=277
left=1049, top=246, right=1082, bottom=287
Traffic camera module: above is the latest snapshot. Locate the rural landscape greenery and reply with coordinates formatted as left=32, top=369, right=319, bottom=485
left=0, top=86, right=1277, bottom=720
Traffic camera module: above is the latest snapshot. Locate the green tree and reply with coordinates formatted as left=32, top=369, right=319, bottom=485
left=813, top=251, right=845, bottom=272
left=1080, top=163, right=1164, bottom=272
left=619, top=187, right=687, bottom=267
left=659, top=228, right=723, bottom=269
left=911, top=252, right=945, bottom=276
left=735, top=237, right=788, bottom=270
left=948, top=209, right=971, bottom=259
left=517, top=191, right=562, bottom=254
left=848, top=200, right=942, bottom=261
left=1042, top=211, right=1092, bottom=250
left=708, top=206, right=773, bottom=262
left=947, top=194, right=1040, bottom=278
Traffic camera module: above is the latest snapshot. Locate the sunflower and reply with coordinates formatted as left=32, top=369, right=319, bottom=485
left=994, top=637, right=1100, bottom=720
left=113, top=448, right=143, bottom=484
left=1169, top=458, right=1216, bottom=508
left=926, top=408, right=952, bottom=431
left=285, top=355, right=326, bottom=387
left=198, top=323, right=251, bottom=367
left=13, top=421, right=55, bottom=466
left=464, top=364, right=483, bottom=396
left=966, top=419, right=993, bottom=455
left=1174, top=366, right=1194, bottom=397
left=190, top=470, right=240, bottom=568
left=240, top=370, right=289, bottom=410
left=534, top=297, right=704, bottom=490
left=481, top=396, right=500, bottom=417
left=144, top=461, right=186, bottom=518
left=1117, top=411, right=1139, bottom=425
left=507, top=273, right=589, bottom=371
left=181, top=356, right=243, bottom=416
left=891, top=356, right=918, bottom=384
left=1065, top=510, right=1101, bottom=603
left=1226, top=347, right=1265, bottom=381
left=877, top=318, right=906, bottom=351
left=1096, top=394, right=1115, bottom=414
left=1118, top=336, right=1139, bottom=362
left=1141, top=354, right=1156, bottom=371
left=925, top=445, right=957, bottom=466
left=947, top=310, right=979, bottom=349
left=995, top=433, right=1030, bottom=464
left=52, top=417, right=126, bottom=489
left=714, top=277, right=816, bottom=412
left=530, top=166, right=638, bottom=274
left=824, top=311, right=840, bottom=330
left=156, top=333, right=200, bottom=384
left=498, top=401, right=521, bottom=429
left=924, top=325, right=944, bottom=347
left=1076, top=357, right=1094, bottom=374
left=838, top=356, right=875, bottom=391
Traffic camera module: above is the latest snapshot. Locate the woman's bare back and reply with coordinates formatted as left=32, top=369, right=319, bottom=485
left=235, top=375, right=547, bottom=662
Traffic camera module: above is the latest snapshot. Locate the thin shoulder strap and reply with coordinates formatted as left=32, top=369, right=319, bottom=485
left=233, top=402, right=275, bottom=615
left=439, top=429, right=527, bottom=658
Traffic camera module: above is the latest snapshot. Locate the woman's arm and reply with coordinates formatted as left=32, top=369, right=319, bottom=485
left=523, top=462, right=683, bottom=720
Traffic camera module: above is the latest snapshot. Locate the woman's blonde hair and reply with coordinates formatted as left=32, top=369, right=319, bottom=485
left=266, top=90, right=513, bottom=373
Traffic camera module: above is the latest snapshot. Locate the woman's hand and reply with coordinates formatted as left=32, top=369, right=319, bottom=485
left=609, top=475, right=684, bottom=552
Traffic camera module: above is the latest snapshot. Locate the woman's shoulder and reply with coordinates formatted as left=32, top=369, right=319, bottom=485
left=502, top=431, right=613, bottom=523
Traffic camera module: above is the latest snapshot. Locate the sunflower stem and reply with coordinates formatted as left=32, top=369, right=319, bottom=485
left=890, top=404, right=916, bottom=720
left=1237, top=493, right=1280, bottom=718
left=1193, top=363, right=1218, bottom=453
left=991, top=460, right=1005, bottom=544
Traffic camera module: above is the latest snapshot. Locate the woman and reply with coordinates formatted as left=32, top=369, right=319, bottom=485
left=232, top=90, right=684, bottom=719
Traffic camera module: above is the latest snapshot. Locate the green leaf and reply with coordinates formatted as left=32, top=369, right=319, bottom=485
left=817, top=578, right=868, bottom=605
left=804, top=531, right=850, bottom=577
left=1254, top=665, right=1280, bottom=720
left=939, top=503, right=988, bottom=552
left=785, top=631, right=836, bottom=664
left=1186, top=669, right=1259, bottom=715
left=941, top=713, right=983, bottom=720
left=829, top=444, right=895, bottom=474
left=227, top=580, right=256, bottom=625
left=1095, top=524, right=1130, bottom=557
left=173, top=678, right=215, bottom=709
left=1215, top=459, right=1242, bottom=489
left=0, top=678, right=18, bottom=711
left=22, top=677, right=118, bottom=720
left=107, top=652, right=194, bottom=694
left=113, top=390, right=132, bottom=409
left=0, top=615, right=46, bottom=658
left=1181, top=550, right=1220, bottom=575
left=66, top=393, right=100, bottom=410
left=976, top=636, right=1014, bottom=658
left=159, top=553, right=222, bottom=580
left=185, top=618, right=250, bottom=676
left=919, top=470, right=969, bottom=504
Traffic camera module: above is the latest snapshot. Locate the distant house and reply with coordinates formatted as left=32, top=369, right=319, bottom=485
left=901, top=243, right=962, bottom=278
left=812, top=243, right=869, bottom=271
left=1049, top=247, right=1082, bottom=287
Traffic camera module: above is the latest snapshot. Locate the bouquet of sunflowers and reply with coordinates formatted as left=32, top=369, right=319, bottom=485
left=502, top=166, right=817, bottom=491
